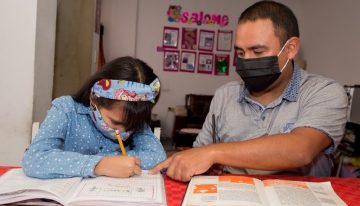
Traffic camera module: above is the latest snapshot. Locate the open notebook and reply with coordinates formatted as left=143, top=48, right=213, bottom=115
left=0, top=168, right=166, bottom=206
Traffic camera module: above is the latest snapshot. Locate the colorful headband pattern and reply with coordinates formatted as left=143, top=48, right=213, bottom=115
left=91, top=78, right=160, bottom=103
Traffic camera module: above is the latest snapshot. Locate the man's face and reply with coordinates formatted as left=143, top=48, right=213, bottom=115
left=235, top=19, right=287, bottom=63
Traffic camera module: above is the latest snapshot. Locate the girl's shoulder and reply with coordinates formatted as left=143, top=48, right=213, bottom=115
left=51, top=96, right=87, bottom=114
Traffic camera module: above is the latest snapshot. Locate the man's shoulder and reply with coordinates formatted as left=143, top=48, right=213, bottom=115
left=215, top=81, right=244, bottom=94
left=300, top=70, right=346, bottom=97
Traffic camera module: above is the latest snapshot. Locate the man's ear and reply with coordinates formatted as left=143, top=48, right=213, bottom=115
left=286, top=37, right=300, bottom=59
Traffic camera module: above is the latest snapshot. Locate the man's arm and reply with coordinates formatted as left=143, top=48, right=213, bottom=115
left=150, top=79, right=347, bottom=181
left=150, top=127, right=330, bottom=181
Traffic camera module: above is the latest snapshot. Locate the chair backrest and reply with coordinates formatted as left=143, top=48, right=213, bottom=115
left=31, top=122, right=40, bottom=142
left=185, top=94, right=213, bottom=127
left=154, top=127, right=161, bottom=140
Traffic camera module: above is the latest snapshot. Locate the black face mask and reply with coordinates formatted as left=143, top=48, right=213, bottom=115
left=236, top=56, right=282, bottom=92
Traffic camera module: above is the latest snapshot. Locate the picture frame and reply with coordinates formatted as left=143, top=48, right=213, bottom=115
left=214, top=54, right=230, bottom=76
left=197, top=53, right=213, bottom=74
left=163, top=50, right=179, bottom=71
left=217, top=30, right=233, bottom=52
left=181, top=27, right=198, bottom=50
left=233, top=50, right=238, bottom=66
left=198, top=30, right=215, bottom=51
left=180, top=51, right=197, bottom=72
left=163, top=27, right=179, bottom=48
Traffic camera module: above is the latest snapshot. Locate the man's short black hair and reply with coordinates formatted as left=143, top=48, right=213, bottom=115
left=238, top=1, right=299, bottom=46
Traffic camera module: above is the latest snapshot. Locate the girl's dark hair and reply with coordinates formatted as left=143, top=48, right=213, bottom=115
left=238, top=1, right=299, bottom=46
left=73, top=56, right=160, bottom=132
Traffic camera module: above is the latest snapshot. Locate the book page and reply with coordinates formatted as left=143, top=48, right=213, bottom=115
left=69, top=172, right=166, bottom=206
left=263, top=179, right=347, bottom=206
left=0, top=168, right=81, bottom=205
left=182, top=176, right=268, bottom=206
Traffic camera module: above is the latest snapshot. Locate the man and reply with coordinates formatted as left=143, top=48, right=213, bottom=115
left=150, top=1, right=348, bottom=181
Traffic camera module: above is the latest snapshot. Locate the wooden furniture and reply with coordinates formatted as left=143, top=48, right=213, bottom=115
left=172, top=94, right=213, bottom=148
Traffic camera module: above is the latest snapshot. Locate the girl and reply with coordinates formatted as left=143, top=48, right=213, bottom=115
left=22, top=56, right=166, bottom=179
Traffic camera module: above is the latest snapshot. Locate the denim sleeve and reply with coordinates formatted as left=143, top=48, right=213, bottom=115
left=126, top=126, right=166, bottom=169
left=22, top=98, right=103, bottom=179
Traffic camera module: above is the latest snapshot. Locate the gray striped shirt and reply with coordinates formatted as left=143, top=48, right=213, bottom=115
left=193, top=64, right=348, bottom=176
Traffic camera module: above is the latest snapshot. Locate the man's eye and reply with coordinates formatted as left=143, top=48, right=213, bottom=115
left=254, top=50, right=263, bottom=55
left=236, top=51, right=244, bottom=58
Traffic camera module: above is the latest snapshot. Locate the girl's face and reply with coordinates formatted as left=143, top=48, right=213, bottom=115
left=98, top=105, right=126, bottom=131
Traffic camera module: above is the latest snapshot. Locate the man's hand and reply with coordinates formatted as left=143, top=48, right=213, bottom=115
left=149, top=146, right=215, bottom=182
left=95, top=156, right=142, bottom=177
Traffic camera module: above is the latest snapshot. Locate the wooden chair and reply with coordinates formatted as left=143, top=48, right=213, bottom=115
left=172, top=94, right=213, bottom=149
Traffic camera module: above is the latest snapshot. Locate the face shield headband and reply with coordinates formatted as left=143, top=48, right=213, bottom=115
left=91, top=78, right=160, bottom=103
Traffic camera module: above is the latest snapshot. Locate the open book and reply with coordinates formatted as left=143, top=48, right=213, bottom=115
left=0, top=168, right=166, bottom=206
left=182, top=175, right=347, bottom=206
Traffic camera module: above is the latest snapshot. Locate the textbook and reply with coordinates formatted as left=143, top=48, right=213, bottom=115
left=182, top=175, right=347, bottom=206
left=0, top=168, right=166, bottom=206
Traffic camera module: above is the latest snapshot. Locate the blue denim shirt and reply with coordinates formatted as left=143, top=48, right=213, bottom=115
left=22, top=96, right=166, bottom=179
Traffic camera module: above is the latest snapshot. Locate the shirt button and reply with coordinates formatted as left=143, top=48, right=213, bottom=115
left=99, top=146, right=103, bottom=150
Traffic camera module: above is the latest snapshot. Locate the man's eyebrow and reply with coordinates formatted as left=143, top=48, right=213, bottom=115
left=234, top=45, right=243, bottom=51
left=234, top=45, right=267, bottom=51
left=249, top=45, right=267, bottom=50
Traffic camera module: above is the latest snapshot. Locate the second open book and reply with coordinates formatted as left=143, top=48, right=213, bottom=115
left=182, top=175, right=347, bottom=206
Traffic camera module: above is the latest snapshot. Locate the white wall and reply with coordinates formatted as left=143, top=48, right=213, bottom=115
left=0, top=0, right=37, bottom=165
left=136, top=0, right=306, bottom=137
left=33, top=0, right=57, bottom=122
left=0, top=0, right=56, bottom=165
left=101, top=0, right=304, bottom=137
left=301, top=0, right=360, bottom=85
left=101, top=0, right=360, bottom=138
left=101, top=0, right=138, bottom=60
left=136, top=0, right=242, bottom=137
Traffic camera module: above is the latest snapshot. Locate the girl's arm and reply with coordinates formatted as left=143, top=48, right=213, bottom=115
left=22, top=97, right=103, bottom=179
left=126, top=126, right=167, bottom=169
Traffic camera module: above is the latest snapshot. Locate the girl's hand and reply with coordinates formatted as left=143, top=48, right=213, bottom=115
left=94, top=156, right=141, bottom=177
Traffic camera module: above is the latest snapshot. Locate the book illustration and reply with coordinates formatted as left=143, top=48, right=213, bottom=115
left=193, top=184, right=217, bottom=193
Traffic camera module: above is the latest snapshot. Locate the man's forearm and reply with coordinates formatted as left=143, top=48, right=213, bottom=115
left=207, top=129, right=330, bottom=171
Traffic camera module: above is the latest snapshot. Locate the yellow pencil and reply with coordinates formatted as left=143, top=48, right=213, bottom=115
left=115, top=130, right=127, bottom=156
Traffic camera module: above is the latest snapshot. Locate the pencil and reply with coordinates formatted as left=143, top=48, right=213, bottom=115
left=212, top=114, right=216, bottom=144
left=115, top=130, right=127, bottom=156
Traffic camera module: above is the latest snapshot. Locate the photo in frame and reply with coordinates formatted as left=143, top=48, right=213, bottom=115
left=198, top=53, right=213, bottom=74
left=181, top=28, right=198, bottom=50
left=217, top=30, right=233, bottom=52
left=198, top=30, right=215, bottom=51
left=163, top=50, right=179, bottom=71
left=163, top=27, right=179, bottom=48
left=180, top=51, right=196, bottom=72
left=214, top=54, right=230, bottom=76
